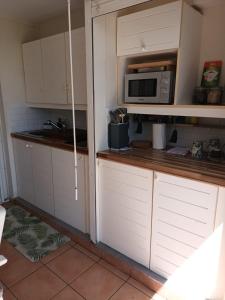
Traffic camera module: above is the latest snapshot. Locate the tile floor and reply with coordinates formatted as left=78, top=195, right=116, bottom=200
left=0, top=239, right=164, bottom=300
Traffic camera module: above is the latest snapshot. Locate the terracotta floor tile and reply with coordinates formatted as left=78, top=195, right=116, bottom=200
left=0, top=252, right=42, bottom=287
left=11, top=266, right=66, bottom=300
left=74, top=244, right=100, bottom=262
left=47, top=248, right=95, bottom=283
left=128, top=278, right=156, bottom=297
left=99, top=259, right=129, bottom=281
left=0, top=240, right=21, bottom=259
left=2, top=289, right=16, bottom=300
left=52, top=286, right=84, bottom=300
left=110, top=283, right=152, bottom=300
left=41, top=243, right=71, bottom=264
left=71, top=263, right=124, bottom=300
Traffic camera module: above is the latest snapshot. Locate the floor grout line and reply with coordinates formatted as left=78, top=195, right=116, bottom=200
left=3, top=261, right=43, bottom=291
left=108, top=280, right=127, bottom=300
left=41, top=244, right=72, bottom=265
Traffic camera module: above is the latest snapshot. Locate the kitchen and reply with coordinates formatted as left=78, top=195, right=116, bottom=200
left=0, top=0, right=225, bottom=299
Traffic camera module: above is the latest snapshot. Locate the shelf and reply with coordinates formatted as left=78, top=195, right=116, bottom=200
left=26, top=103, right=87, bottom=111
left=168, top=123, right=225, bottom=130
left=123, top=104, right=225, bottom=118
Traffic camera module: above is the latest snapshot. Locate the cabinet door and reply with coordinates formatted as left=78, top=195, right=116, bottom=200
left=22, top=40, right=44, bottom=103
left=31, top=143, right=54, bottom=215
left=41, top=33, right=68, bottom=104
left=151, top=172, right=218, bottom=279
left=117, top=1, right=182, bottom=56
left=65, top=28, right=87, bottom=106
left=12, top=139, right=34, bottom=204
left=98, top=159, right=153, bottom=267
left=52, top=149, right=87, bottom=232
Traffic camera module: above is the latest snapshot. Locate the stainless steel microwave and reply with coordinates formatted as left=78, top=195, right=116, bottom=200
left=125, top=71, right=174, bottom=104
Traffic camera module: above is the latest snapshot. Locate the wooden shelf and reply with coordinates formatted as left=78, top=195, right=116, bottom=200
left=168, top=123, right=225, bottom=130
left=123, top=104, right=225, bottom=118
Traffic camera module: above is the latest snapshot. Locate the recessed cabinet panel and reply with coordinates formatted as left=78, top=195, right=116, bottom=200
left=98, top=159, right=152, bottom=267
left=13, top=139, right=34, bottom=205
left=31, top=143, right=54, bottom=215
left=41, top=33, right=68, bottom=104
left=52, top=148, right=87, bottom=232
left=22, top=40, right=44, bottom=103
left=65, top=28, right=87, bottom=106
left=117, top=1, right=182, bottom=56
left=151, top=172, right=218, bottom=279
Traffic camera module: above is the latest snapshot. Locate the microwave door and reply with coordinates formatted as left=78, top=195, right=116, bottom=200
left=125, top=75, right=160, bottom=103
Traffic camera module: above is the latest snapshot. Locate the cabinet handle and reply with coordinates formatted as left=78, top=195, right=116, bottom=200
left=25, top=144, right=30, bottom=148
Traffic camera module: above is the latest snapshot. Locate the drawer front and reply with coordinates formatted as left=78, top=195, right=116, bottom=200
left=117, top=1, right=182, bottom=56
left=150, top=172, right=218, bottom=279
left=98, top=159, right=153, bottom=267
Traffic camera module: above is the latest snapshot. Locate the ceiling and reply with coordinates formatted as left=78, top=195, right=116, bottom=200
left=192, top=0, right=225, bottom=9
left=0, top=0, right=84, bottom=24
left=0, top=0, right=223, bottom=24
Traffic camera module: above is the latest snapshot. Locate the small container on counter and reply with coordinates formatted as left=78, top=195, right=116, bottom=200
left=152, top=123, right=166, bottom=150
left=191, top=141, right=204, bottom=160
left=207, top=87, right=223, bottom=105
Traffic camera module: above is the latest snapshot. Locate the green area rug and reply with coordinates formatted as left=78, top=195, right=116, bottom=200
left=3, top=205, right=70, bottom=262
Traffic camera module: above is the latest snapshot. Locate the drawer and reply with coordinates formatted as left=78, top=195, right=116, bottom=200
left=117, top=1, right=182, bottom=56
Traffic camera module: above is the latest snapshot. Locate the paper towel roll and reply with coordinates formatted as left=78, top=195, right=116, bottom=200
left=152, top=123, right=166, bottom=150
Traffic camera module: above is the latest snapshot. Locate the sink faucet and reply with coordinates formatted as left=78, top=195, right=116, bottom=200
left=44, top=119, right=66, bottom=130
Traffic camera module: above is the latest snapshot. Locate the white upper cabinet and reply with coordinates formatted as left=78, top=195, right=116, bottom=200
left=22, top=40, right=44, bottom=103
left=65, top=28, right=87, bottom=106
left=41, top=33, right=68, bottom=104
left=117, top=1, right=182, bottom=56
left=23, top=29, right=87, bottom=108
left=151, top=172, right=218, bottom=279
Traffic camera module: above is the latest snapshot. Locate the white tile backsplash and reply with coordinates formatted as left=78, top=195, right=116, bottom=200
left=129, top=115, right=225, bottom=150
left=8, top=106, right=87, bottom=133
left=8, top=105, right=50, bottom=132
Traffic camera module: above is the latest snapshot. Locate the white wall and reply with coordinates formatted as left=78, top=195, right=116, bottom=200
left=198, top=2, right=225, bottom=86
left=0, top=18, right=51, bottom=196
left=38, top=8, right=84, bottom=38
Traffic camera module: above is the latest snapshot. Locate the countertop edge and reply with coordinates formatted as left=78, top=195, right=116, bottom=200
left=11, top=133, right=88, bottom=155
left=97, top=151, right=225, bottom=187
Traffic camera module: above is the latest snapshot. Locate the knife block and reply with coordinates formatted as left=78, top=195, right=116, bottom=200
left=108, top=123, right=129, bottom=150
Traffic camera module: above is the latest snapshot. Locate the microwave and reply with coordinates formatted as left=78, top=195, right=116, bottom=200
left=125, top=71, right=174, bottom=104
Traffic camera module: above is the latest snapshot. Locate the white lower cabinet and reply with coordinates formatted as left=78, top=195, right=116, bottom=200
left=150, top=172, right=218, bottom=279
left=52, top=148, right=87, bottom=232
left=30, top=143, right=54, bottom=215
left=98, top=159, right=153, bottom=267
left=12, top=138, right=88, bottom=232
left=98, top=159, right=220, bottom=279
left=13, top=139, right=34, bottom=205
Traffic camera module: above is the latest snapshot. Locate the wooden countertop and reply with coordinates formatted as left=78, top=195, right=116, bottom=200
left=97, top=148, right=225, bottom=187
left=11, top=132, right=88, bottom=155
